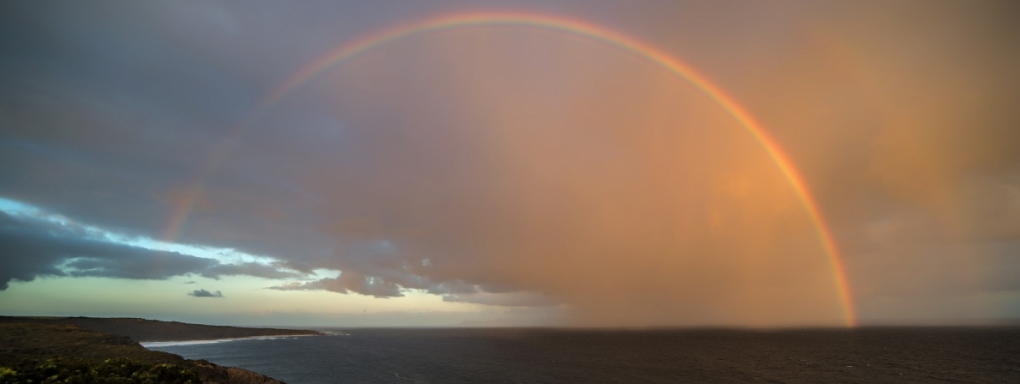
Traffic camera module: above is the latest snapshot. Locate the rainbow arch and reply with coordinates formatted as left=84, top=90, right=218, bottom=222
left=166, top=11, right=856, bottom=326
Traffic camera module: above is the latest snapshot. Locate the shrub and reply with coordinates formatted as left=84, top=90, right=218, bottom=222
left=0, top=357, right=200, bottom=384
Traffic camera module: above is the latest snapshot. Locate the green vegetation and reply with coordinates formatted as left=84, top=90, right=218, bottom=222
left=0, top=357, right=201, bottom=384
left=0, top=324, right=184, bottom=367
left=0, top=323, right=284, bottom=384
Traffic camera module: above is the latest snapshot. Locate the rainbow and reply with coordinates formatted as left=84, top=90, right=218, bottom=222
left=166, top=11, right=856, bottom=326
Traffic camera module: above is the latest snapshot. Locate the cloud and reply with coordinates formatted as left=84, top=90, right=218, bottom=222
left=188, top=289, right=223, bottom=298
left=268, top=274, right=483, bottom=299
left=0, top=210, right=211, bottom=289
left=200, top=262, right=305, bottom=280
left=268, top=272, right=403, bottom=298
left=0, top=210, right=306, bottom=289
left=62, top=254, right=216, bottom=280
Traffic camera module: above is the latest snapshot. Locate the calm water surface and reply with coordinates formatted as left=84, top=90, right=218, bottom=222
left=146, top=328, right=1020, bottom=384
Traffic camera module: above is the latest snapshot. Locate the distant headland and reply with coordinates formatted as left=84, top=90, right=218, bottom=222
left=0, top=316, right=322, bottom=342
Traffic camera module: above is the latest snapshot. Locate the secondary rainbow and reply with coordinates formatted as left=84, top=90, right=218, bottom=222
left=165, top=11, right=856, bottom=326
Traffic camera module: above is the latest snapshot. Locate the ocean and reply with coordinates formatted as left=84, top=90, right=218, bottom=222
left=145, top=327, right=1020, bottom=383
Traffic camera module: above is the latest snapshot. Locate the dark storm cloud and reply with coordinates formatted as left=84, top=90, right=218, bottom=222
left=63, top=254, right=216, bottom=280
left=0, top=0, right=482, bottom=263
left=0, top=1, right=338, bottom=258
left=0, top=211, right=208, bottom=288
left=0, top=210, right=305, bottom=289
left=0, top=215, right=68, bottom=290
left=189, top=289, right=223, bottom=298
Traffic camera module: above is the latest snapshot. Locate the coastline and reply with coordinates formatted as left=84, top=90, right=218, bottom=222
left=0, top=316, right=324, bottom=383
left=0, top=322, right=291, bottom=383
left=141, top=333, right=320, bottom=348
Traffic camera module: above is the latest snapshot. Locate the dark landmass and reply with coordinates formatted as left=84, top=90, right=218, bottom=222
left=0, top=316, right=321, bottom=342
left=0, top=322, right=284, bottom=383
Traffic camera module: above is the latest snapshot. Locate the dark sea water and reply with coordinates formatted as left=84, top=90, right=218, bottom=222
left=146, top=327, right=1020, bottom=383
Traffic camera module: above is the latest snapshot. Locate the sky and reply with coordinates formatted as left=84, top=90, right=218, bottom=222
left=1, top=0, right=1019, bottom=328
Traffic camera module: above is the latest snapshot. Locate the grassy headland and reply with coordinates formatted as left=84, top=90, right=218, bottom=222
left=0, top=317, right=322, bottom=383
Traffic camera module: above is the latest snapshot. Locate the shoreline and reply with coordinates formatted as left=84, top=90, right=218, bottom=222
left=141, top=333, right=320, bottom=347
